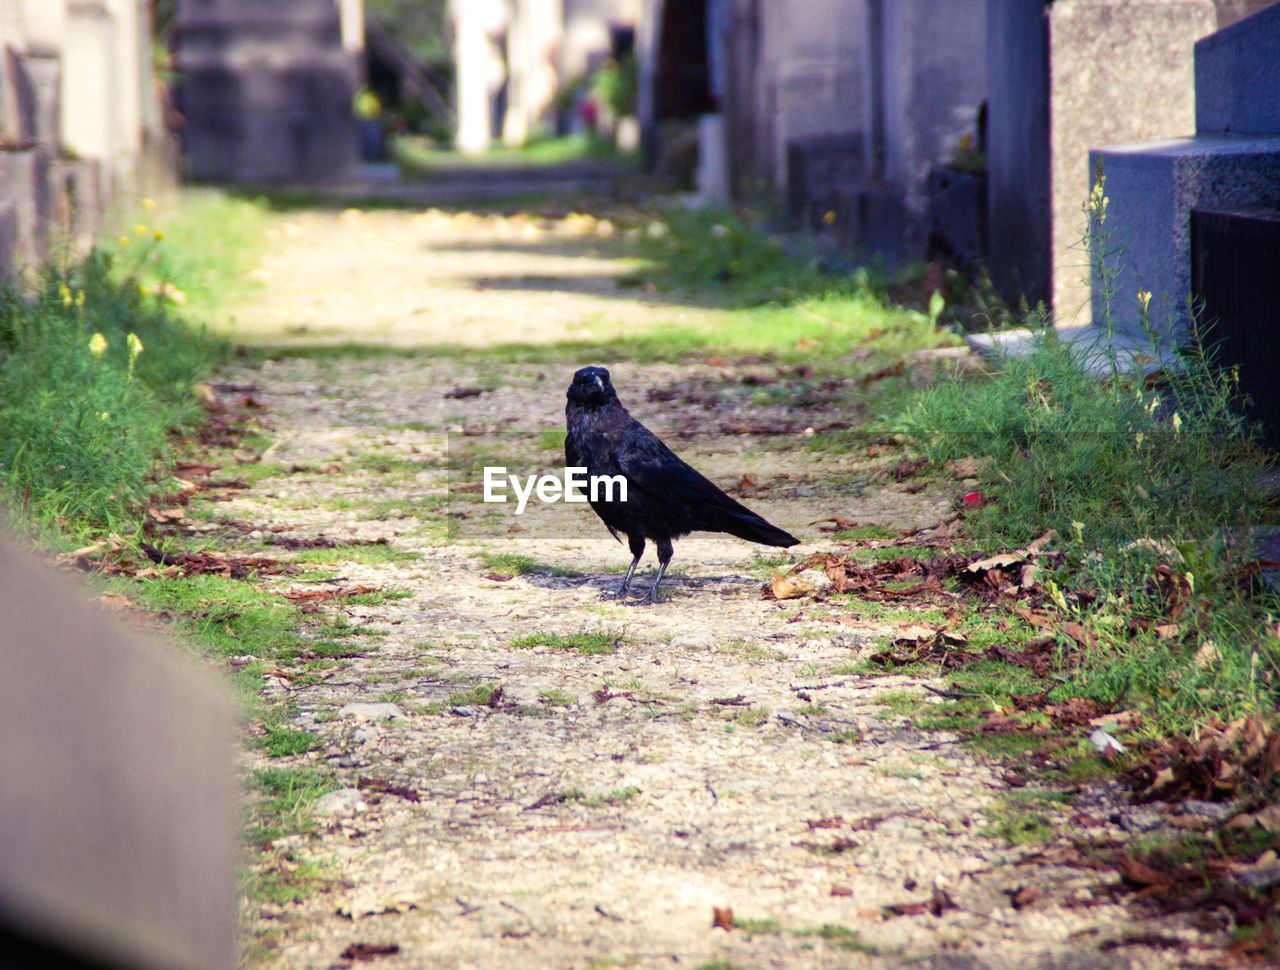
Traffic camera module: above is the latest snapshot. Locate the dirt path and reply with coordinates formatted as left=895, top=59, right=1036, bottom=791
left=221, top=197, right=1203, bottom=969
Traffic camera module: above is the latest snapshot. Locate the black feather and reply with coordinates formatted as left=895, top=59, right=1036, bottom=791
left=565, top=366, right=798, bottom=602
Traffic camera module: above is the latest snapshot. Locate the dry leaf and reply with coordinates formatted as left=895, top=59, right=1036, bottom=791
left=1118, top=856, right=1173, bottom=888
left=967, top=552, right=1024, bottom=574
left=712, top=907, right=734, bottom=931
left=767, top=572, right=814, bottom=600
left=1193, top=640, right=1221, bottom=668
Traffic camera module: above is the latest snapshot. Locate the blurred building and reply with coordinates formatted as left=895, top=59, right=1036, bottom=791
left=173, top=0, right=364, bottom=181
left=0, top=0, right=172, bottom=277
left=640, top=0, right=1280, bottom=322
left=451, top=0, right=641, bottom=153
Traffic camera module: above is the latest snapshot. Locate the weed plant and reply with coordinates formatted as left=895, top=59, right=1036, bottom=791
left=898, top=169, right=1279, bottom=730
left=0, top=249, right=227, bottom=535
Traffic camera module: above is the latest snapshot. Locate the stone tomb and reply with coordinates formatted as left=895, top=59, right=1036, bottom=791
left=1192, top=206, right=1280, bottom=446
left=1091, top=3, right=1280, bottom=338
left=986, top=0, right=1217, bottom=321
left=176, top=0, right=359, bottom=181
left=0, top=145, right=50, bottom=266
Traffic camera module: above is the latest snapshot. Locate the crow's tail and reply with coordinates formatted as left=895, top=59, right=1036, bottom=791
left=717, top=508, right=800, bottom=548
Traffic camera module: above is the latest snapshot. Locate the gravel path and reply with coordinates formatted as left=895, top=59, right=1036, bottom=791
left=227, top=198, right=1205, bottom=969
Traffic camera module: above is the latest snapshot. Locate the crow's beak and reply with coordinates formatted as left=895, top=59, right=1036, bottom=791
left=594, top=375, right=604, bottom=392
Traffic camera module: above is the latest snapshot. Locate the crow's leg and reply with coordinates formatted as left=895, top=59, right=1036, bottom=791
left=639, top=539, right=674, bottom=605
left=603, top=535, right=645, bottom=599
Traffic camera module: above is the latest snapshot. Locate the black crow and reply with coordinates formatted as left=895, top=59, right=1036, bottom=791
left=565, top=365, right=799, bottom=603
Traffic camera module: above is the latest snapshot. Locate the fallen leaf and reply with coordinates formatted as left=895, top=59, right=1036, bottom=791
left=712, top=907, right=734, bottom=931
left=1007, top=885, right=1040, bottom=909
left=885, top=888, right=958, bottom=917
left=340, top=942, right=401, bottom=961
left=766, top=572, right=814, bottom=601
left=281, top=585, right=376, bottom=604
left=357, top=777, right=421, bottom=802
left=1118, top=856, right=1174, bottom=888
left=1263, top=732, right=1280, bottom=782
left=1194, top=640, right=1222, bottom=669
left=1090, top=729, right=1126, bottom=755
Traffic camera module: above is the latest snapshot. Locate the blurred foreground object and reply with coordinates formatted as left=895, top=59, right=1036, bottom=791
left=0, top=537, right=235, bottom=969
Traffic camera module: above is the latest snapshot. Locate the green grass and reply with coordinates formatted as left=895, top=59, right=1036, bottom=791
left=980, top=793, right=1059, bottom=846
left=149, top=189, right=273, bottom=316
left=392, top=133, right=635, bottom=179
left=447, top=683, right=503, bottom=706
left=512, top=629, right=624, bottom=655
left=247, top=767, right=337, bottom=845
left=292, top=543, right=423, bottom=566
left=479, top=552, right=582, bottom=577
left=0, top=257, right=227, bottom=536
left=249, top=856, right=339, bottom=907
left=583, top=786, right=642, bottom=807
left=793, top=924, right=878, bottom=954
left=260, top=725, right=318, bottom=758
left=539, top=689, right=575, bottom=707
left=876, top=691, right=923, bottom=715
left=732, top=917, right=782, bottom=935
left=129, top=574, right=303, bottom=659
left=900, top=326, right=1280, bottom=736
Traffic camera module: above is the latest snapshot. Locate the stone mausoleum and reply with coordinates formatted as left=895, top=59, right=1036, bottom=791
left=174, top=0, right=364, bottom=182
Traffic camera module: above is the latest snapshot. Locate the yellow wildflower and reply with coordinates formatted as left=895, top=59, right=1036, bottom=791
left=88, top=333, right=108, bottom=358
left=118, top=235, right=131, bottom=248
left=134, top=223, right=148, bottom=236
left=126, top=332, right=143, bottom=382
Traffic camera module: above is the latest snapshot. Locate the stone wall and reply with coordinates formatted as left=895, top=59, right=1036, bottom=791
left=983, top=0, right=1222, bottom=323
left=1091, top=1, right=1280, bottom=338
left=750, top=0, right=866, bottom=194
left=1048, top=0, right=1217, bottom=324
left=0, top=0, right=167, bottom=278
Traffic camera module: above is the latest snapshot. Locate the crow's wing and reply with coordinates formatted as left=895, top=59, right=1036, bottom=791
left=614, top=421, right=797, bottom=547
left=615, top=426, right=759, bottom=518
